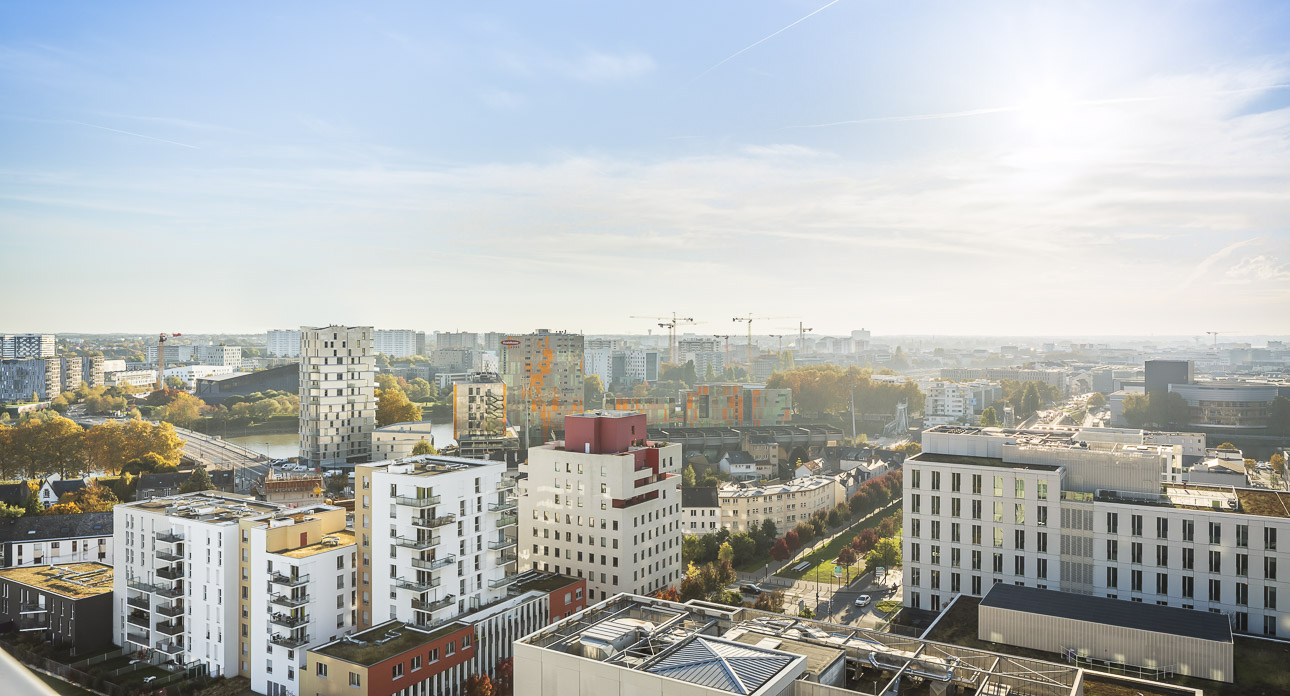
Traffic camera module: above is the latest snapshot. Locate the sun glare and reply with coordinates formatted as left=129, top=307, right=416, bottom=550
left=1016, top=87, right=1079, bottom=137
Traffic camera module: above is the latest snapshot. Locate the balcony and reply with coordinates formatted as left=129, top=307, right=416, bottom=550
left=394, top=495, right=441, bottom=507
left=488, top=499, right=517, bottom=513
left=395, top=535, right=439, bottom=550
left=496, top=479, right=516, bottom=493
left=155, top=602, right=183, bottom=618
left=487, top=537, right=516, bottom=551
left=410, top=514, right=455, bottom=529
left=496, top=512, right=518, bottom=528
left=154, top=585, right=184, bottom=599
left=128, top=579, right=162, bottom=594
left=127, top=613, right=151, bottom=629
left=155, top=549, right=183, bottom=563
left=156, top=566, right=184, bottom=581
left=155, top=621, right=184, bottom=636
left=156, top=530, right=184, bottom=544
left=488, top=573, right=520, bottom=589
left=411, top=595, right=455, bottom=613
left=126, top=596, right=151, bottom=611
left=156, top=642, right=184, bottom=656
left=126, top=632, right=151, bottom=647
left=500, top=549, right=518, bottom=564
left=18, top=616, right=50, bottom=631
left=270, top=633, right=311, bottom=649
left=395, top=576, right=441, bottom=592
left=270, top=613, right=309, bottom=629
left=269, top=572, right=309, bottom=588
left=411, top=555, right=455, bottom=571
left=270, top=594, right=309, bottom=609
left=18, top=602, right=47, bottom=614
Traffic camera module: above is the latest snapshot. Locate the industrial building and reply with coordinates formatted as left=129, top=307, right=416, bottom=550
left=195, top=363, right=299, bottom=405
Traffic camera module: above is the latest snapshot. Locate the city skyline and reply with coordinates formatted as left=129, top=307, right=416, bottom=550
left=2, top=1, right=1288, bottom=335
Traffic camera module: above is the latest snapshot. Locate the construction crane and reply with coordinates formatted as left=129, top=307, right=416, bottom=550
left=629, top=313, right=696, bottom=363
left=731, top=314, right=787, bottom=369
left=768, top=334, right=788, bottom=353
left=1205, top=331, right=1230, bottom=348
left=712, top=335, right=733, bottom=377
left=156, top=332, right=182, bottom=390
left=774, top=322, right=813, bottom=351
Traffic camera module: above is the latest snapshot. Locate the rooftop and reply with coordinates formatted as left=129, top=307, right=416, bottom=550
left=361, top=453, right=506, bottom=478
left=980, top=583, right=1232, bottom=643
left=509, top=570, right=581, bottom=595
left=0, top=511, right=112, bottom=543
left=719, top=476, right=838, bottom=499
left=129, top=492, right=282, bottom=522
left=0, top=562, right=113, bottom=599
left=1093, top=484, right=1290, bottom=519
left=276, top=529, right=356, bottom=559
left=908, top=452, right=1061, bottom=472
left=313, top=620, right=470, bottom=666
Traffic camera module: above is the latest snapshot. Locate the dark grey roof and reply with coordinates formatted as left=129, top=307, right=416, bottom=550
left=980, top=583, right=1232, bottom=643
left=210, top=470, right=234, bottom=486
left=682, top=487, right=719, bottom=508
left=49, top=479, right=87, bottom=497
left=0, top=482, right=30, bottom=507
left=722, top=451, right=755, bottom=465
left=644, top=636, right=795, bottom=694
left=137, top=472, right=189, bottom=492
left=910, top=452, right=1060, bottom=471
left=0, top=512, right=113, bottom=543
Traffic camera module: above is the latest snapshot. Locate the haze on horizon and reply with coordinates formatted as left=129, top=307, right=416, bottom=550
left=2, top=1, right=1288, bottom=336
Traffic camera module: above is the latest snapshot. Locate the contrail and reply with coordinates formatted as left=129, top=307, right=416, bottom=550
left=65, top=120, right=200, bottom=149
left=693, top=0, right=842, bottom=82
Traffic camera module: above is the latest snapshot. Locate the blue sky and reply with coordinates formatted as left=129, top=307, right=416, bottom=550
left=2, top=1, right=1289, bottom=336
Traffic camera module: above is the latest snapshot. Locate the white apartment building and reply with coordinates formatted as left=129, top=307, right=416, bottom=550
left=677, top=337, right=719, bottom=365
left=904, top=426, right=1290, bottom=637
left=583, top=347, right=613, bottom=387
left=371, top=420, right=436, bottom=461
left=197, top=345, right=242, bottom=369
left=163, top=364, right=234, bottom=389
left=266, top=329, right=302, bottom=358
left=299, top=325, right=376, bottom=469
left=922, top=380, right=974, bottom=426
left=0, top=512, right=113, bottom=568
left=106, top=369, right=156, bottom=393
left=622, top=349, right=661, bottom=384
left=518, top=411, right=683, bottom=602
left=374, top=329, right=419, bottom=358
left=147, top=344, right=194, bottom=364
left=716, top=476, right=845, bottom=534
left=1, top=333, right=55, bottom=359
left=247, top=506, right=357, bottom=696
left=355, top=455, right=518, bottom=630
left=0, top=357, right=60, bottom=401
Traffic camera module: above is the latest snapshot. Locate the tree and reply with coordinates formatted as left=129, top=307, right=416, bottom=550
left=717, top=541, right=734, bottom=565
left=1217, top=442, right=1238, bottom=451
left=376, top=387, right=422, bottom=427
left=0, top=503, right=24, bottom=519
left=58, top=483, right=118, bottom=513
left=162, top=392, right=206, bottom=427
left=24, top=483, right=43, bottom=517
left=864, top=537, right=902, bottom=574
left=682, top=465, right=697, bottom=488
left=164, top=376, right=187, bottom=390
left=793, top=521, right=815, bottom=547
left=770, top=538, right=790, bottom=562
left=653, top=586, right=680, bottom=602
left=1272, top=453, right=1286, bottom=478
left=179, top=467, right=214, bottom=494
left=752, top=590, right=785, bottom=613
left=827, top=508, right=841, bottom=528
left=584, top=375, right=605, bottom=408
left=411, top=439, right=437, bottom=456
left=1087, top=392, right=1107, bottom=409
left=784, top=530, right=800, bottom=552
left=729, top=533, right=756, bottom=565
left=494, top=658, right=514, bottom=696
left=798, top=606, right=815, bottom=618
left=405, top=378, right=433, bottom=403
left=463, top=673, right=494, bottom=696
left=1122, top=393, right=1150, bottom=427
left=325, top=471, right=348, bottom=495
left=836, top=546, right=857, bottom=568
left=979, top=406, right=999, bottom=428
left=376, top=373, right=400, bottom=391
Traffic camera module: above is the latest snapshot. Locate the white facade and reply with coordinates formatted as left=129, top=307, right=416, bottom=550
left=164, top=364, right=234, bottom=389
left=1, top=334, right=55, bottom=359
left=583, top=347, right=613, bottom=387
left=299, top=325, right=375, bottom=469
left=374, top=329, right=419, bottom=358
left=361, top=456, right=518, bottom=630
left=923, top=381, right=974, bottom=426
left=518, top=426, right=683, bottom=602
left=371, top=421, right=436, bottom=462
left=716, top=477, right=844, bottom=534
left=266, top=330, right=302, bottom=358
left=622, top=349, right=661, bottom=384
left=107, top=369, right=157, bottom=392
left=197, top=345, right=242, bottom=369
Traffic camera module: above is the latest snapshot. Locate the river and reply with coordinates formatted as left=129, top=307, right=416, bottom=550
left=227, top=422, right=456, bottom=459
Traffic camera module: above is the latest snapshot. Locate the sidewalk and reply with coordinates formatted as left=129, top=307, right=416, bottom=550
left=735, top=500, right=900, bottom=584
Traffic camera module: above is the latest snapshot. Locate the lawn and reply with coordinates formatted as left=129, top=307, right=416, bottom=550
left=774, top=503, right=901, bottom=583
left=36, top=673, right=97, bottom=696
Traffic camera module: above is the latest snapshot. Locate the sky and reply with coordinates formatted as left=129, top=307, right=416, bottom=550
left=2, top=1, right=1289, bottom=337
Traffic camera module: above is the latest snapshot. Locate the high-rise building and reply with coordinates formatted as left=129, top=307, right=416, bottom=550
left=922, top=380, right=974, bottom=426
left=623, top=349, right=661, bottom=384
left=266, top=329, right=302, bottom=358
left=299, top=325, right=376, bottom=469
left=436, top=331, right=479, bottom=350
left=374, top=329, right=419, bottom=358
left=1, top=334, right=55, bottom=359
left=196, top=344, right=242, bottom=369
left=58, top=356, right=82, bottom=393
left=353, top=455, right=519, bottom=629
left=80, top=355, right=104, bottom=388
left=679, top=384, right=792, bottom=427
left=500, top=329, right=584, bottom=442
left=415, top=331, right=427, bottom=356
left=518, top=411, right=683, bottom=602
left=453, top=374, right=507, bottom=441
left=0, top=358, right=60, bottom=401
left=1145, top=359, right=1194, bottom=399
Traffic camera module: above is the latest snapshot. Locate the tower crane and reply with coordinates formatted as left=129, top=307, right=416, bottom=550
left=156, top=332, right=182, bottom=390
left=768, top=334, right=788, bottom=353
left=629, top=313, right=696, bottom=363
left=773, top=322, right=813, bottom=351
left=731, top=314, right=787, bottom=369
left=712, top=335, right=733, bottom=377
left=1205, top=331, right=1230, bottom=348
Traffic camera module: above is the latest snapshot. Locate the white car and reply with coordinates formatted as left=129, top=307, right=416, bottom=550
left=854, top=594, right=871, bottom=607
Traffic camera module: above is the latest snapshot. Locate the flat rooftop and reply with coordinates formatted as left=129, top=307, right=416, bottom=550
left=361, top=453, right=506, bottom=478
left=509, top=570, right=581, bottom=594
left=980, top=583, right=1231, bottom=643
left=130, top=492, right=281, bottom=522
left=908, top=452, right=1061, bottom=472
left=1095, top=484, right=1290, bottom=518
left=0, top=562, right=113, bottom=599
left=313, top=620, right=470, bottom=666
left=719, top=476, right=837, bottom=498
left=276, top=529, right=356, bottom=559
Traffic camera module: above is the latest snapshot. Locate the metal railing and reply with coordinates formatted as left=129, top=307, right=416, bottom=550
left=156, top=642, right=185, bottom=655
left=411, top=514, right=455, bottom=529
left=395, top=577, right=441, bottom=592
left=488, top=573, right=520, bottom=589
left=487, top=537, right=516, bottom=551
left=411, top=555, right=455, bottom=571
left=155, top=550, right=183, bottom=562
left=395, top=534, right=439, bottom=550
left=18, top=616, right=50, bottom=631
left=156, top=530, right=184, bottom=544
left=126, top=613, right=150, bottom=628
left=18, top=602, right=47, bottom=614
left=125, top=632, right=150, bottom=647
left=394, top=495, right=441, bottom=507
left=488, top=499, right=518, bottom=513
left=269, top=633, right=310, bottom=649
left=126, top=596, right=151, bottom=611
left=270, top=613, right=309, bottom=628
left=411, top=595, right=454, bottom=613
left=156, top=566, right=184, bottom=581
left=496, top=512, right=518, bottom=527
left=155, top=602, right=184, bottom=617
left=155, top=621, right=184, bottom=636
left=270, top=594, right=309, bottom=608
left=269, top=572, right=309, bottom=587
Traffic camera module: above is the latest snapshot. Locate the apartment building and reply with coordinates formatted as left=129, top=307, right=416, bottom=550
left=0, top=357, right=60, bottom=401
left=608, top=396, right=679, bottom=426
left=0, top=562, right=114, bottom=655
left=922, top=380, right=975, bottom=426
left=371, top=421, right=437, bottom=462
left=0, top=512, right=113, bottom=568
left=300, top=325, right=376, bottom=469
left=499, top=329, right=583, bottom=442
left=1, top=333, right=55, bottom=359
left=517, top=411, right=683, bottom=602
left=680, top=383, right=792, bottom=427
left=435, top=332, right=479, bottom=350
left=353, top=455, right=519, bottom=631
left=453, top=374, right=507, bottom=440
left=681, top=487, right=721, bottom=535
left=58, top=356, right=81, bottom=393
left=714, top=476, right=845, bottom=534
left=164, top=364, right=235, bottom=389
left=939, top=367, right=1068, bottom=395
left=374, top=330, right=419, bottom=358
left=247, top=506, right=357, bottom=696
left=267, top=329, right=302, bottom=358
left=198, top=344, right=242, bottom=369
left=903, top=425, right=1290, bottom=637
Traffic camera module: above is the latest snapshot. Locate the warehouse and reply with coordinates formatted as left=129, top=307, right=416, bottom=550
left=977, top=584, right=1233, bottom=682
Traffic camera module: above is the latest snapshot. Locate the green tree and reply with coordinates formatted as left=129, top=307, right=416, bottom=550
left=1122, top=393, right=1150, bottom=427
left=1087, top=392, right=1107, bottom=409
left=411, top=438, right=437, bottom=456
left=681, top=465, right=697, bottom=488
left=717, top=542, right=734, bottom=565
left=0, top=503, right=24, bottom=519
left=179, top=467, right=214, bottom=493
left=752, top=590, right=785, bottom=613
left=864, top=537, right=902, bottom=574
left=979, top=406, right=999, bottom=427
left=376, top=387, right=423, bottom=427
left=406, top=378, right=433, bottom=403
left=164, top=376, right=187, bottom=390
left=24, top=484, right=43, bottom=517
left=584, top=375, right=605, bottom=408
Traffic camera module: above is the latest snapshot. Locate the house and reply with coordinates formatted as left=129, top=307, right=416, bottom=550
left=681, top=487, right=721, bottom=535
left=717, top=450, right=759, bottom=481
left=134, top=472, right=189, bottom=500
left=0, top=482, right=31, bottom=509
left=38, top=478, right=87, bottom=507
left=0, top=512, right=113, bottom=568
left=210, top=468, right=235, bottom=493
left=794, top=458, right=825, bottom=479
left=258, top=470, right=325, bottom=507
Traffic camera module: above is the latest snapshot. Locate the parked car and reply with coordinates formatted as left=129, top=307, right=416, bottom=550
left=854, top=594, right=871, bottom=607
left=740, top=583, right=764, bottom=595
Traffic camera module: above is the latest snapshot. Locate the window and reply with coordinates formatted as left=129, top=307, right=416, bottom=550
left=411, top=656, right=421, bottom=671
left=1106, top=539, right=1119, bottom=561
left=349, top=672, right=361, bottom=687
left=1131, top=515, right=1143, bottom=537
left=993, top=476, right=1003, bottom=496
left=1182, top=575, right=1194, bottom=599
left=1182, top=519, right=1194, bottom=542
left=993, top=502, right=1003, bottom=523
left=1209, top=522, right=1221, bottom=545
left=971, top=500, right=981, bottom=520
left=316, top=663, right=327, bottom=677
left=1131, top=542, right=1142, bottom=564
left=1037, top=481, right=1047, bottom=500
left=951, top=498, right=961, bottom=517
left=1236, top=524, right=1249, bottom=548
left=1014, top=529, right=1025, bottom=550
left=1037, top=506, right=1047, bottom=527
left=1182, top=547, right=1194, bottom=570
left=1014, top=504, right=1024, bottom=525
left=931, top=471, right=940, bottom=490
left=1236, top=554, right=1249, bottom=577
left=392, top=663, right=404, bottom=679
left=1014, top=479, right=1025, bottom=498
left=1156, top=573, right=1168, bottom=595
left=1106, top=513, right=1118, bottom=534
left=1266, top=556, right=1278, bottom=580
left=1267, top=527, right=1278, bottom=551
left=1037, top=558, right=1047, bottom=579
left=911, top=469, right=921, bottom=489
left=1131, top=569, right=1142, bottom=592
left=1209, top=550, right=1222, bottom=573
left=1266, top=586, right=1278, bottom=610
left=1236, top=582, right=1249, bottom=606
left=1106, top=567, right=1118, bottom=588
left=1208, top=579, right=1221, bottom=602
left=951, top=472, right=961, bottom=492
left=1156, top=518, right=1168, bottom=539
left=972, top=474, right=982, bottom=495
left=1156, top=545, right=1168, bottom=567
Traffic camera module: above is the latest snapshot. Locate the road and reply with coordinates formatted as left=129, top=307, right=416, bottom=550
left=69, top=407, right=270, bottom=473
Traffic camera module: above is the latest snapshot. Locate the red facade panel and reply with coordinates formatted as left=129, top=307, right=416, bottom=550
left=365, top=624, right=475, bottom=696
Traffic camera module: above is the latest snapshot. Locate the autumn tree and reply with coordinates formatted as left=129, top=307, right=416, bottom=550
left=57, top=483, right=119, bottom=513
left=584, top=375, right=605, bottom=408
left=653, top=586, right=681, bottom=602
left=179, top=467, right=214, bottom=493
left=493, top=658, right=513, bottom=696
left=464, top=673, right=494, bottom=696
left=752, top=590, right=785, bottom=613
left=160, top=392, right=206, bottom=427
left=770, top=538, right=790, bottom=562
left=411, top=439, right=437, bottom=456
left=405, top=378, right=434, bottom=403
left=784, top=530, right=800, bottom=552
left=1087, top=392, right=1107, bottom=409
left=717, top=541, right=734, bottom=565
left=376, top=387, right=422, bottom=427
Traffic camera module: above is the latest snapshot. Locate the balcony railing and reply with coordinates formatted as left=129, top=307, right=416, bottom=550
left=155, top=622, right=184, bottom=636
left=496, top=512, right=518, bottom=527
left=128, top=579, right=162, bottom=594
left=269, top=572, right=309, bottom=588
left=487, top=537, right=516, bottom=551
left=18, top=602, right=47, bottom=614
left=155, top=550, right=183, bottom=563
left=410, top=514, right=455, bottom=529
left=156, top=531, right=184, bottom=544
left=155, top=602, right=183, bottom=618
left=488, top=573, right=520, bottom=589
left=270, top=594, right=309, bottom=609
left=394, top=495, right=441, bottom=507
left=156, top=566, right=184, bottom=581
left=269, top=633, right=311, bottom=649
left=394, top=534, right=439, bottom=550
left=488, top=499, right=517, bottom=513
left=127, top=613, right=150, bottom=628
left=411, top=555, right=455, bottom=571
left=126, top=596, right=151, bottom=611
left=395, top=576, right=441, bottom=592
left=18, top=616, right=50, bottom=631
left=156, top=642, right=184, bottom=655
left=270, top=613, right=309, bottom=629
left=126, top=632, right=150, bottom=647
left=411, top=595, right=454, bottom=613
left=154, top=585, right=184, bottom=599
left=496, top=479, right=516, bottom=492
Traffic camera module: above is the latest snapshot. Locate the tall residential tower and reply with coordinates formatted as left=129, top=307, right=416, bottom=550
left=299, top=325, right=375, bottom=469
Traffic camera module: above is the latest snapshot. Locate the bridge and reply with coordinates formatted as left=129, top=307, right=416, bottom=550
left=170, top=426, right=271, bottom=469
